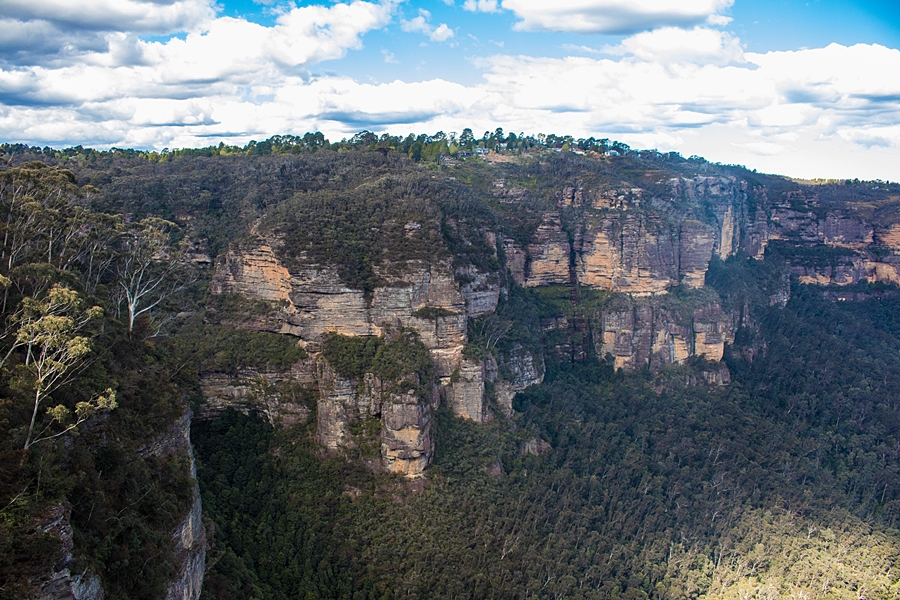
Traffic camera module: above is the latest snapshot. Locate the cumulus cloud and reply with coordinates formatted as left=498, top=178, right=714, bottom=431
left=604, top=26, right=745, bottom=65
left=0, top=1, right=394, bottom=107
left=401, top=9, right=455, bottom=42
left=0, top=0, right=216, bottom=33
left=2, top=9, right=900, bottom=179
left=500, top=0, right=734, bottom=34
left=463, top=0, right=499, bottom=12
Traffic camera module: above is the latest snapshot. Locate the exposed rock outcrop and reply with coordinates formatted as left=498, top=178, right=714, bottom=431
left=503, top=238, right=527, bottom=286
left=315, top=358, right=433, bottom=477
left=381, top=390, right=433, bottom=477
left=524, top=213, right=571, bottom=287
left=789, top=258, right=900, bottom=286
left=34, top=503, right=104, bottom=600
left=486, top=345, right=545, bottom=417
left=212, top=244, right=471, bottom=378
left=447, top=359, right=487, bottom=422
left=139, top=410, right=206, bottom=600
left=198, top=361, right=316, bottom=427
left=595, top=294, right=733, bottom=371
left=577, top=212, right=678, bottom=295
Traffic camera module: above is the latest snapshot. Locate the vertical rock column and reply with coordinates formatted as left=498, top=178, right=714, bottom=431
left=381, top=390, right=433, bottom=477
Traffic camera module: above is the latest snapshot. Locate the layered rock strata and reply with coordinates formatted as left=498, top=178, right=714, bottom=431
left=524, top=213, right=571, bottom=287
left=315, top=359, right=433, bottom=477
left=198, top=361, right=316, bottom=427
left=595, top=295, right=733, bottom=371
left=447, top=359, right=487, bottom=421
left=576, top=213, right=679, bottom=295
left=486, top=345, right=545, bottom=417
left=211, top=243, right=469, bottom=379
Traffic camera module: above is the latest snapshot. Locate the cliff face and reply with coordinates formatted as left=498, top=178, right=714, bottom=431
left=486, top=345, right=545, bottom=417
left=524, top=213, right=571, bottom=287
left=199, top=167, right=900, bottom=476
left=198, top=360, right=317, bottom=427
left=207, top=240, right=511, bottom=475
left=594, top=294, right=733, bottom=372
left=211, top=243, right=469, bottom=373
left=34, top=504, right=104, bottom=600
left=35, top=410, right=206, bottom=600
left=138, top=410, right=206, bottom=600
left=381, top=390, right=433, bottom=477
left=524, top=178, right=743, bottom=296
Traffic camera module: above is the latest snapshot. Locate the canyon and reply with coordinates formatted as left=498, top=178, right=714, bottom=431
left=196, top=173, right=900, bottom=482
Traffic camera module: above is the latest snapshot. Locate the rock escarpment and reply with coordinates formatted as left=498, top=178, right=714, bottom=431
left=487, top=345, right=545, bottom=416
left=199, top=169, right=900, bottom=474
left=593, top=293, right=732, bottom=372
left=34, top=504, right=104, bottom=600
left=205, top=237, right=520, bottom=476
left=35, top=411, right=206, bottom=600
left=139, top=410, right=206, bottom=600
left=198, top=360, right=316, bottom=427
left=523, top=213, right=571, bottom=287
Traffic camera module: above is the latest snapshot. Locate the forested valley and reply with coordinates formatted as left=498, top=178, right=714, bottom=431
left=1, top=133, right=900, bottom=599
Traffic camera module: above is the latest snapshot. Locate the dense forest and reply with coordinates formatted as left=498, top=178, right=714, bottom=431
left=1, top=135, right=899, bottom=599
left=191, top=276, right=900, bottom=599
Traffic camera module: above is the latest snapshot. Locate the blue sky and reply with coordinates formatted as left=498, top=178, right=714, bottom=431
left=1, top=0, right=899, bottom=179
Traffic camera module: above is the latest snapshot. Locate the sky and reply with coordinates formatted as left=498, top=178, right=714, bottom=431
left=1, top=0, right=899, bottom=180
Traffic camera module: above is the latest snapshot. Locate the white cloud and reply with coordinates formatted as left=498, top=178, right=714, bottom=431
left=401, top=9, right=455, bottom=42
left=463, top=0, right=499, bottom=12
left=500, top=0, right=734, bottom=34
left=430, top=24, right=455, bottom=42
left=604, top=27, right=744, bottom=65
left=3, top=11, right=900, bottom=180
left=0, top=0, right=215, bottom=35
left=0, top=1, right=394, bottom=106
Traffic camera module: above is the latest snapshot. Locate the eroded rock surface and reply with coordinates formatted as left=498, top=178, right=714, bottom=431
left=524, top=213, right=571, bottom=287
left=595, top=295, right=733, bottom=371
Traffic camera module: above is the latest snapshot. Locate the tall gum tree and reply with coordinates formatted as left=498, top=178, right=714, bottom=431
left=114, top=217, right=196, bottom=334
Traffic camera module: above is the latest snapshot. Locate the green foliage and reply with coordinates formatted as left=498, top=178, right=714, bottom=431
left=767, top=240, right=857, bottom=266
left=321, top=331, right=433, bottom=394
left=173, top=322, right=307, bottom=374
left=266, top=172, right=496, bottom=295
left=320, top=334, right=383, bottom=381
left=198, top=260, right=900, bottom=599
left=7, top=135, right=900, bottom=600
left=206, top=292, right=281, bottom=317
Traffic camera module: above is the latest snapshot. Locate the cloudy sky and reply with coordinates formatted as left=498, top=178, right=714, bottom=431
left=1, top=0, right=899, bottom=179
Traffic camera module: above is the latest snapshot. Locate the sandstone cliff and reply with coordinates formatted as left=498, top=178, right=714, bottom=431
left=486, top=345, right=545, bottom=416
left=33, top=504, right=104, bottom=600
left=205, top=238, right=515, bottom=475
left=34, top=410, right=206, bottom=600
left=138, top=409, right=206, bottom=600
left=594, top=292, right=733, bottom=372
left=198, top=360, right=316, bottom=427
left=524, top=213, right=571, bottom=287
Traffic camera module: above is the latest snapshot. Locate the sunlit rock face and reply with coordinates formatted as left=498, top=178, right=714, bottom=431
left=202, top=167, right=900, bottom=478
left=524, top=213, right=571, bottom=287
left=595, top=295, right=733, bottom=372
left=206, top=238, right=516, bottom=475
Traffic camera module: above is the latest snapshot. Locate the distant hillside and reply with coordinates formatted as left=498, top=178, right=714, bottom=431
left=2, top=136, right=900, bottom=599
